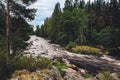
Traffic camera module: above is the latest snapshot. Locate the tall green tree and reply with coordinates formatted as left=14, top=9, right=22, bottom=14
left=64, top=0, right=73, bottom=11
left=50, top=3, right=62, bottom=42
left=4, top=0, right=37, bottom=62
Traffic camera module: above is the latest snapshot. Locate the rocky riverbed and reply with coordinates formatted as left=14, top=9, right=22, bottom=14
left=10, top=35, right=120, bottom=80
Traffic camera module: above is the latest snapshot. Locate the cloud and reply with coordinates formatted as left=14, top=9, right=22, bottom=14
left=28, top=0, right=65, bottom=27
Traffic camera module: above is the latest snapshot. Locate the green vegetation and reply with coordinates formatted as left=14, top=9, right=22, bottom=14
left=0, top=50, right=7, bottom=79
left=83, top=73, right=92, bottom=78
left=96, top=71, right=111, bottom=80
left=11, top=56, right=52, bottom=72
left=53, top=60, right=67, bottom=77
left=0, top=50, right=52, bottom=79
left=0, top=0, right=36, bottom=79
left=0, top=0, right=120, bottom=79
left=66, top=41, right=77, bottom=50
left=0, top=0, right=36, bottom=57
left=35, top=0, right=120, bottom=56
left=72, top=46, right=101, bottom=54
left=53, top=60, right=67, bottom=69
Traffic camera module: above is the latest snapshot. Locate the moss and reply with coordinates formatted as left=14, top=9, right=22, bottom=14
left=72, top=46, right=101, bottom=54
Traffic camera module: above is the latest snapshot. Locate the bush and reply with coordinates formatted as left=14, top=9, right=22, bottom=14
left=11, top=56, right=52, bottom=72
left=53, top=60, right=67, bottom=69
left=83, top=73, right=92, bottom=78
left=72, top=46, right=101, bottom=54
left=96, top=71, right=111, bottom=80
left=53, top=60, right=67, bottom=77
left=66, top=41, right=77, bottom=50
left=11, top=56, right=36, bottom=71
left=36, top=56, right=52, bottom=69
left=0, top=51, right=52, bottom=79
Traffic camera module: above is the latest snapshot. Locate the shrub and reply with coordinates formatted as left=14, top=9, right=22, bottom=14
left=53, top=60, right=67, bottom=77
left=83, top=73, right=92, bottom=78
left=66, top=41, right=77, bottom=50
left=53, top=60, right=67, bottom=69
left=96, top=71, right=111, bottom=80
left=11, top=56, right=52, bottom=72
left=36, top=56, right=52, bottom=69
left=72, top=46, right=101, bottom=54
left=11, top=56, right=36, bottom=71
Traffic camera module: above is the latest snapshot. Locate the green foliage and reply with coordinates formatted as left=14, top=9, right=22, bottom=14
left=36, top=56, right=52, bottom=69
left=53, top=60, right=67, bottom=69
left=91, top=27, right=112, bottom=47
left=0, top=50, right=52, bottom=79
left=10, top=16, right=34, bottom=55
left=66, top=41, right=77, bottom=50
left=35, top=26, right=41, bottom=36
left=83, top=73, right=92, bottom=78
left=53, top=60, right=67, bottom=77
left=96, top=71, right=111, bottom=80
left=0, top=50, right=7, bottom=79
left=72, top=46, right=101, bottom=54
left=0, top=0, right=36, bottom=57
left=11, top=56, right=52, bottom=72
left=38, top=0, right=120, bottom=55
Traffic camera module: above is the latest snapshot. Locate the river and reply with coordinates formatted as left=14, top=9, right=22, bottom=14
left=24, top=35, right=120, bottom=75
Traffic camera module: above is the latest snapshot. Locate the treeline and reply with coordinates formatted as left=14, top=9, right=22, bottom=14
left=36, top=0, right=120, bottom=52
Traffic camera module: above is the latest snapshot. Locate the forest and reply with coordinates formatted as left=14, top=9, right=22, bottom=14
left=0, top=0, right=120, bottom=80
left=36, top=0, right=120, bottom=56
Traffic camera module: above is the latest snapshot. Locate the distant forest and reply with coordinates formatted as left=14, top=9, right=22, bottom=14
left=36, top=0, right=120, bottom=55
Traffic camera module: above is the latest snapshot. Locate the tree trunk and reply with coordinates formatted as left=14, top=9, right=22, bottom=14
left=6, top=0, right=10, bottom=64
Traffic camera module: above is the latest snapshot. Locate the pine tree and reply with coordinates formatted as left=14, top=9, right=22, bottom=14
left=50, top=3, right=62, bottom=42
left=4, top=0, right=37, bottom=63
left=64, top=0, right=73, bottom=11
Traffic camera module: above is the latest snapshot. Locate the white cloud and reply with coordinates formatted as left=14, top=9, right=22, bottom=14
left=28, top=0, right=65, bottom=27
left=28, top=0, right=94, bottom=27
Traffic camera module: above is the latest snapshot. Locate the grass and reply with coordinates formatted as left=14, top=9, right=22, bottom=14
left=53, top=60, right=67, bottom=69
left=53, top=60, right=67, bottom=77
left=83, top=73, right=92, bottom=78
left=72, top=46, right=101, bottom=54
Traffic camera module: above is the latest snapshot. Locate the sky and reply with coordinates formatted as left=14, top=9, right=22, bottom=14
left=28, top=0, right=94, bottom=28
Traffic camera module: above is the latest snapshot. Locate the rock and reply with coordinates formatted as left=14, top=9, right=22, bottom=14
left=109, top=73, right=120, bottom=80
left=63, top=68, right=85, bottom=80
left=22, top=35, right=120, bottom=79
left=95, top=72, right=120, bottom=80
left=50, top=66, right=63, bottom=80
left=31, top=76, right=35, bottom=80
left=96, top=45, right=105, bottom=50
